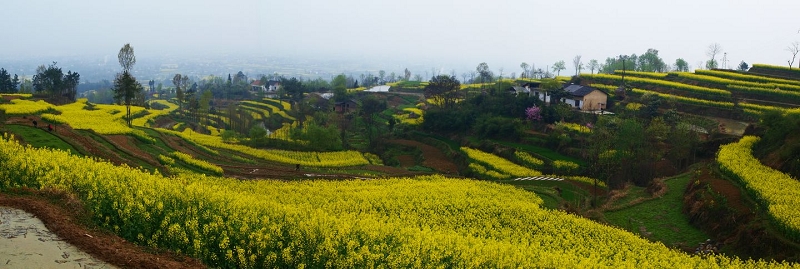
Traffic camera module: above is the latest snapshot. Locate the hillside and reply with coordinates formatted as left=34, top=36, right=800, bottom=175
left=580, top=67, right=800, bottom=123
left=2, top=72, right=800, bottom=267
left=0, top=136, right=793, bottom=268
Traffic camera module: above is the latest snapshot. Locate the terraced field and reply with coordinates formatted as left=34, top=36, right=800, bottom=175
left=582, top=66, right=800, bottom=120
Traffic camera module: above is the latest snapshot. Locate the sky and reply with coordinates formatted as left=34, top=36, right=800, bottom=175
left=2, top=0, right=799, bottom=75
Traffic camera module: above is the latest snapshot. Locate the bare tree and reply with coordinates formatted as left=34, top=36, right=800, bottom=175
left=588, top=59, right=599, bottom=74
left=706, top=43, right=722, bottom=69
left=461, top=72, right=469, bottom=84
left=572, top=55, right=583, bottom=76
left=788, top=42, right=800, bottom=69
left=520, top=62, right=530, bottom=78
left=118, top=43, right=136, bottom=73
left=552, top=61, right=566, bottom=77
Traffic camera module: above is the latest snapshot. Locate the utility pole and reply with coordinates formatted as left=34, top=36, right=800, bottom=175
left=620, top=55, right=627, bottom=88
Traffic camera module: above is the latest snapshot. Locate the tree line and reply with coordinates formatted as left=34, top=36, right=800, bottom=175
left=0, top=63, right=82, bottom=104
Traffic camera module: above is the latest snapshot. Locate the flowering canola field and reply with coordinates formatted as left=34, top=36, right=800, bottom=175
left=2, top=98, right=368, bottom=168
left=462, top=147, right=542, bottom=178
left=717, top=136, right=800, bottom=241
left=162, top=128, right=368, bottom=167
left=0, top=135, right=791, bottom=268
left=0, top=99, right=55, bottom=115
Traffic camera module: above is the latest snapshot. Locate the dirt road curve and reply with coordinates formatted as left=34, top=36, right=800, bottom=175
left=0, top=190, right=204, bottom=269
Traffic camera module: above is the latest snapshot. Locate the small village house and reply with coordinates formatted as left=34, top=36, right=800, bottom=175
left=560, top=84, right=608, bottom=111
left=334, top=99, right=358, bottom=113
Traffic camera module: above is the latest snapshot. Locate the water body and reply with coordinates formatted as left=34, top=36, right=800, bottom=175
left=0, top=206, right=114, bottom=268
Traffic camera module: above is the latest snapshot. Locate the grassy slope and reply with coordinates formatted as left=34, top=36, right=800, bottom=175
left=504, top=179, right=591, bottom=210
left=4, top=124, right=82, bottom=156
left=604, top=173, right=708, bottom=248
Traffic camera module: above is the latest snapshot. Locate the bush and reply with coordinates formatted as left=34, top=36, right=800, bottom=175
left=472, top=115, right=523, bottom=140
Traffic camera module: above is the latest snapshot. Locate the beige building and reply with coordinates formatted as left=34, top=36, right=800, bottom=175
left=560, top=84, right=608, bottom=111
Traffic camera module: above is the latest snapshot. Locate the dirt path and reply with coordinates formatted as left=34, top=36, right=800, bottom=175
left=387, top=139, right=459, bottom=174
left=0, top=190, right=204, bottom=269
left=1, top=206, right=113, bottom=268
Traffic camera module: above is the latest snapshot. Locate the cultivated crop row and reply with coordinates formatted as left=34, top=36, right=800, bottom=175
left=162, top=129, right=367, bottom=167
left=461, top=147, right=542, bottom=178
left=582, top=73, right=731, bottom=97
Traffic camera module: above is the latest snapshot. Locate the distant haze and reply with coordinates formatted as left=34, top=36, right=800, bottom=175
left=2, top=0, right=799, bottom=76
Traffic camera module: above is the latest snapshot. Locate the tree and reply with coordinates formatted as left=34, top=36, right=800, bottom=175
left=706, top=43, right=722, bottom=69
left=498, top=68, right=504, bottom=81
left=788, top=42, right=800, bottom=69
left=539, top=78, right=562, bottom=105
left=572, top=55, right=583, bottom=76
left=114, top=43, right=140, bottom=126
left=600, top=55, right=638, bottom=74
left=705, top=59, right=718, bottom=69
left=520, top=62, right=530, bottom=78
left=118, top=43, right=136, bottom=72
left=552, top=60, right=566, bottom=77
left=637, top=49, right=666, bottom=72
left=378, top=70, right=386, bottom=83
left=403, top=68, right=411, bottom=81
left=113, top=71, right=142, bottom=126
left=63, top=71, right=80, bottom=101
left=181, top=75, right=191, bottom=105
left=332, top=74, right=348, bottom=102
left=173, top=74, right=184, bottom=112
left=476, top=62, right=492, bottom=84
left=674, top=58, right=689, bottom=72
left=233, top=71, right=247, bottom=84
left=424, top=75, right=461, bottom=109
left=0, top=68, right=20, bottom=93
left=587, top=59, right=599, bottom=74
left=525, top=105, right=542, bottom=121
left=737, top=61, right=749, bottom=71
left=32, top=62, right=79, bottom=102
left=359, top=95, right=387, bottom=149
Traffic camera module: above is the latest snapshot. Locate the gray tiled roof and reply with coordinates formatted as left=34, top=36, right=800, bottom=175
left=564, top=85, right=602, bottom=97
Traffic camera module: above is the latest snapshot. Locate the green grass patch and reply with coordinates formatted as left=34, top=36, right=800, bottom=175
left=413, top=132, right=459, bottom=151
left=4, top=124, right=82, bottom=156
left=603, top=174, right=709, bottom=247
left=407, top=165, right=434, bottom=172
left=532, top=190, right=561, bottom=209
left=504, top=180, right=590, bottom=209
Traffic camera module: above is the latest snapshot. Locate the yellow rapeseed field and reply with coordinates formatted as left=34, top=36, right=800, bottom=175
left=0, top=135, right=792, bottom=268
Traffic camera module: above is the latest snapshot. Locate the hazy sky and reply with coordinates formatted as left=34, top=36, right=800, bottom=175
left=2, top=0, right=799, bottom=75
